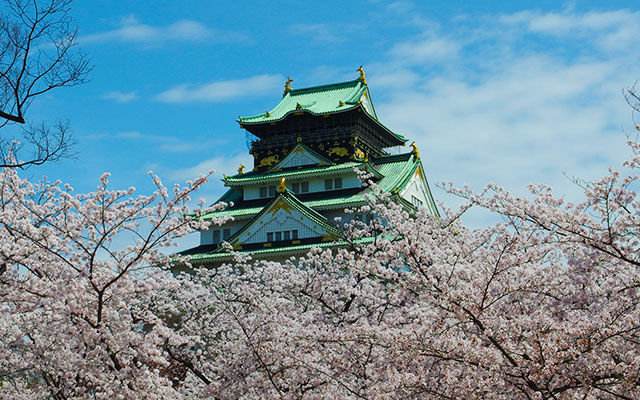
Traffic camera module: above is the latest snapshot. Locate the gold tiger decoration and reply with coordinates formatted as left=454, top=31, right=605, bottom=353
left=327, top=147, right=348, bottom=157
left=259, top=155, right=279, bottom=167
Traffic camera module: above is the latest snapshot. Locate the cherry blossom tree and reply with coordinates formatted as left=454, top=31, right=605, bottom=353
left=163, top=140, right=640, bottom=398
left=0, top=165, right=215, bottom=399
left=1, top=146, right=638, bottom=399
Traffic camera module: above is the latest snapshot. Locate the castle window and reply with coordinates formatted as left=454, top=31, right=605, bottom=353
left=325, top=179, right=333, bottom=190
left=266, top=229, right=299, bottom=242
left=223, top=228, right=231, bottom=240
left=260, top=185, right=277, bottom=198
left=325, top=178, right=342, bottom=191
left=291, top=181, right=309, bottom=194
left=213, top=230, right=221, bottom=243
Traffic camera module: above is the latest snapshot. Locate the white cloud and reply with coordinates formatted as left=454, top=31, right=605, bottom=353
left=102, top=91, right=138, bottom=103
left=85, top=130, right=227, bottom=154
left=367, top=9, right=638, bottom=228
left=155, top=74, right=284, bottom=103
left=168, top=153, right=253, bottom=182
left=85, top=130, right=145, bottom=140
left=166, top=154, right=254, bottom=205
left=116, top=131, right=145, bottom=139
left=288, top=23, right=361, bottom=44
left=498, top=9, right=640, bottom=53
left=368, top=68, right=421, bottom=89
left=385, top=1, right=415, bottom=15
left=81, top=16, right=249, bottom=45
left=388, top=37, right=460, bottom=65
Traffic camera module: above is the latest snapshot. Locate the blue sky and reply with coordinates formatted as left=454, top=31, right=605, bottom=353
left=8, top=0, right=640, bottom=234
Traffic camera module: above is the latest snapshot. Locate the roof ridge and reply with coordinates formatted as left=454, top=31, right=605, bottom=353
left=391, top=155, right=420, bottom=193
left=224, top=161, right=365, bottom=184
left=371, top=152, right=414, bottom=163
left=288, top=79, right=363, bottom=95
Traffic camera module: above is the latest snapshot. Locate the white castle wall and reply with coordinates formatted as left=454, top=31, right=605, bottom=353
left=242, top=173, right=362, bottom=201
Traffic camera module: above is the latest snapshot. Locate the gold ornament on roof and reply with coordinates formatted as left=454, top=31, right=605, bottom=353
left=265, top=111, right=270, bottom=117
left=295, top=103, right=302, bottom=110
left=277, top=177, right=286, bottom=193
left=357, top=65, right=367, bottom=85
left=338, top=100, right=344, bottom=107
left=296, top=136, right=302, bottom=143
left=410, top=141, right=420, bottom=159
left=237, top=163, right=245, bottom=174
left=352, top=148, right=365, bottom=160
left=285, top=77, right=293, bottom=91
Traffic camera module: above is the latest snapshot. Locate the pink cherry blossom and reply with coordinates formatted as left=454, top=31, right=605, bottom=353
left=1, top=136, right=640, bottom=398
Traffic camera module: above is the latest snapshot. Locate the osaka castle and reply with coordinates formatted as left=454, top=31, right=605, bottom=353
left=181, top=68, right=439, bottom=266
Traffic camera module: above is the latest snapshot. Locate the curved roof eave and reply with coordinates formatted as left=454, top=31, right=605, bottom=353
left=240, top=104, right=407, bottom=144
left=238, top=103, right=359, bottom=125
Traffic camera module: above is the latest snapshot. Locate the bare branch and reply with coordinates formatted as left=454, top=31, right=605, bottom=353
left=0, top=119, right=76, bottom=168
left=624, top=81, right=640, bottom=132
left=0, top=0, right=92, bottom=125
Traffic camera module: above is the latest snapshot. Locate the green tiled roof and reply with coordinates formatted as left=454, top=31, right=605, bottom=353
left=240, top=79, right=372, bottom=124
left=187, top=236, right=377, bottom=262
left=204, top=204, right=263, bottom=220
left=376, top=156, right=419, bottom=192
left=202, top=153, right=421, bottom=220
left=238, top=79, right=407, bottom=145
left=224, top=161, right=381, bottom=185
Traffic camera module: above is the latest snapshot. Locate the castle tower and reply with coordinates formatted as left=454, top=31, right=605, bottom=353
left=181, top=69, right=439, bottom=266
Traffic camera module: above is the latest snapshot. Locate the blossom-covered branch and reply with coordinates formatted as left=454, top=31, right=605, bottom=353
left=0, top=166, right=214, bottom=398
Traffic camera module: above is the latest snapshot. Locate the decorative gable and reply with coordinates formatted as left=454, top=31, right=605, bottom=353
left=228, top=191, right=340, bottom=249
left=269, top=144, right=333, bottom=171
left=400, top=165, right=439, bottom=215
